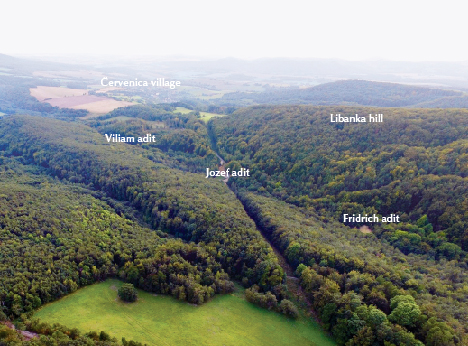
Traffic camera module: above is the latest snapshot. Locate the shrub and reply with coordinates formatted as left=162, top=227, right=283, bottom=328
left=118, top=283, right=138, bottom=302
left=278, top=299, right=299, bottom=319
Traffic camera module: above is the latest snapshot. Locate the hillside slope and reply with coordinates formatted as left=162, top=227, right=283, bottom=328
left=0, top=115, right=287, bottom=316
left=211, top=105, right=468, bottom=251
left=209, top=104, right=468, bottom=344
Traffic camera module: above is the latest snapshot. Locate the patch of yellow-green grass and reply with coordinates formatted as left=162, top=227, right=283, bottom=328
left=199, top=111, right=225, bottom=123
left=110, top=95, right=143, bottom=103
left=174, top=107, right=193, bottom=114
left=174, top=107, right=225, bottom=123
left=34, top=279, right=335, bottom=346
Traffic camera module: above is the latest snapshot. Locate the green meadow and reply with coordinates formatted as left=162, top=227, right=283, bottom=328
left=34, top=279, right=335, bottom=346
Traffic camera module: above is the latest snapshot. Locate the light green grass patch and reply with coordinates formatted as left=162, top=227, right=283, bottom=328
left=174, top=107, right=193, bottom=114
left=174, top=107, right=225, bottom=123
left=34, top=279, right=335, bottom=346
left=199, top=111, right=225, bottom=123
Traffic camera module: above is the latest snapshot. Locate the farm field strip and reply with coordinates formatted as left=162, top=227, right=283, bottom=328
left=30, top=86, right=134, bottom=115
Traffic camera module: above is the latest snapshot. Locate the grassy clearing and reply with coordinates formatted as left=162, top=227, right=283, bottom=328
left=174, top=107, right=192, bottom=114
left=34, top=279, right=335, bottom=346
left=174, top=107, right=225, bottom=123
left=109, top=95, right=143, bottom=103
left=199, top=111, right=225, bottom=122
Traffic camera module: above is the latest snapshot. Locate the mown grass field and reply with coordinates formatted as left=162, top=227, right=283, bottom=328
left=34, top=279, right=335, bottom=346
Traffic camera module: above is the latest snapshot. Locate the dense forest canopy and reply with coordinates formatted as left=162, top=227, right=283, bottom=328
left=210, top=106, right=468, bottom=252
left=0, top=115, right=288, bottom=318
left=1, top=100, right=468, bottom=345
left=87, top=105, right=219, bottom=172
left=207, top=104, right=468, bottom=344
left=235, top=191, right=468, bottom=345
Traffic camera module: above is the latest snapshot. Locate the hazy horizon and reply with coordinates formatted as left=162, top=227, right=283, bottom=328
left=5, top=53, right=468, bottom=66
left=2, top=0, right=468, bottom=62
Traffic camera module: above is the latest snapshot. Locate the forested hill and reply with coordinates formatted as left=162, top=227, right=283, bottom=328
left=219, top=80, right=468, bottom=107
left=209, top=105, right=468, bottom=345
left=210, top=105, right=468, bottom=252
left=0, top=115, right=291, bottom=319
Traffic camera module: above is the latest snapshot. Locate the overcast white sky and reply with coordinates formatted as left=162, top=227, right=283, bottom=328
left=1, top=0, right=466, bottom=61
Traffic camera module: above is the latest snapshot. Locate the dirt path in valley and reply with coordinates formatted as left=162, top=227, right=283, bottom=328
left=212, top=148, right=316, bottom=318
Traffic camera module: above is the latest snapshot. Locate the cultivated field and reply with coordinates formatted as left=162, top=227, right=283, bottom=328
left=30, top=86, right=133, bottom=115
left=30, top=86, right=88, bottom=101
left=34, top=279, right=335, bottom=346
left=71, top=98, right=133, bottom=114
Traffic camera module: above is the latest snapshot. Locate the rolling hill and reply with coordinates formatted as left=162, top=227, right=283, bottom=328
left=219, top=80, right=468, bottom=107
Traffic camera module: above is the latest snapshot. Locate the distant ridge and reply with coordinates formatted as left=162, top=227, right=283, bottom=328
left=219, top=79, right=468, bottom=108
left=0, top=53, right=22, bottom=65
left=0, top=53, right=86, bottom=72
